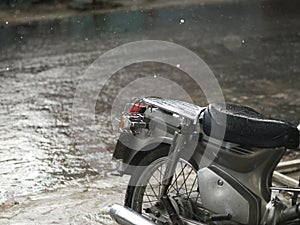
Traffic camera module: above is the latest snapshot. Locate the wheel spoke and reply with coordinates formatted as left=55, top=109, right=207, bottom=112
left=195, top=191, right=201, bottom=203
left=178, top=166, right=194, bottom=196
left=181, top=161, right=189, bottom=194
left=169, top=170, right=179, bottom=194
left=143, top=199, right=159, bottom=204
left=188, top=177, right=198, bottom=200
left=171, top=163, right=188, bottom=192
left=144, top=190, right=154, bottom=207
left=148, top=182, right=159, bottom=200
left=150, top=173, right=162, bottom=191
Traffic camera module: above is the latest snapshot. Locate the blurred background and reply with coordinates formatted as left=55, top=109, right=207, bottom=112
left=0, top=0, right=299, bottom=224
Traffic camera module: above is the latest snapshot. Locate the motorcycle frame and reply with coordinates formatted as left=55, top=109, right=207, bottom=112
left=112, top=99, right=298, bottom=224
left=114, top=124, right=286, bottom=222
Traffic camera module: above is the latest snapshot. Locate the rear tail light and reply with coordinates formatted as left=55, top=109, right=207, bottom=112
left=119, top=100, right=148, bottom=133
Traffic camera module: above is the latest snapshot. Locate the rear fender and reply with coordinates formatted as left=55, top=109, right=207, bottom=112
left=113, top=133, right=172, bottom=175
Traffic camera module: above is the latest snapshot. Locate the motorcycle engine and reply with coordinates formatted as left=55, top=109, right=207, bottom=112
left=198, top=166, right=261, bottom=225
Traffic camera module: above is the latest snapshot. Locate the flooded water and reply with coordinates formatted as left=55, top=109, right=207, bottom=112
left=0, top=0, right=300, bottom=223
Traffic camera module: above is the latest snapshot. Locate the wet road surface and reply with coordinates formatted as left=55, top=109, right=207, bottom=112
left=0, top=0, right=300, bottom=224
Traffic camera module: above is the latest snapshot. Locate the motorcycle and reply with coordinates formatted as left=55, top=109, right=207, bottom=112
left=109, top=97, right=300, bottom=225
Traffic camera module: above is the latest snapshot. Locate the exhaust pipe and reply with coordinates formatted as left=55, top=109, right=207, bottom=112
left=110, top=204, right=156, bottom=225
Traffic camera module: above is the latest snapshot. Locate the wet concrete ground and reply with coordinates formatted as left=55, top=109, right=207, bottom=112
left=0, top=175, right=131, bottom=225
left=0, top=0, right=300, bottom=224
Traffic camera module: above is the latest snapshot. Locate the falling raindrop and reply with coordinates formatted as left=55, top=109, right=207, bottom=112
left=153, top=74, right=157, bottom=78
left=20, top=36, right=23, bottom=40
left=6, top=67, right=10, bottom=71
left=5, top=21, right=8, bottom=25
left=180, top=19, right=185, bottom=24
left=176, top=64, right=180, bottom=68
left=242, top=39, right=245, bottom=44
left=223, top=35, right=242, bottom=51
left=85, top=37, right=88, bottom=41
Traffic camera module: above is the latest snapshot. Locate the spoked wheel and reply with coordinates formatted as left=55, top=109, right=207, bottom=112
left=125, top=155, right=203, bottom=224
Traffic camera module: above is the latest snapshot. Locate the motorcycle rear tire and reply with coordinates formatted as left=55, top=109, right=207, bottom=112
left=124, top=144, right=201, bottom=224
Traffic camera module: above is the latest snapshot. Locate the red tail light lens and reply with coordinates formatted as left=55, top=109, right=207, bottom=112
left=129, top=103, right=148, bottom=113
left=119, top=101, right=148, bottom=132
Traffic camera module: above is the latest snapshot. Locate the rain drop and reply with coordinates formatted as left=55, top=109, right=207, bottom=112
left=223, top=35, right=242, bottom=51
left=242, top=39, right=245, bottom=44
left=5, top=21, right=8, bottom=25
left=153, top=74, right=157, bottom=78
left=180, top=19, right=185, bottom=24
left=176, top=64, right=180, bottom=68
left=20, top=36, right=23, bottom=40
left=6, top=67, right=10, bottom=71
left=85, top=37, right=88, bottom=41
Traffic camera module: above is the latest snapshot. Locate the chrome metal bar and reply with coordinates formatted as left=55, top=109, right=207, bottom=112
left=270, top=186, right=300, bottom=192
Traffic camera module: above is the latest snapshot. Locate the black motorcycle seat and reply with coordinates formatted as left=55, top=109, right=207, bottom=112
left=202, top=103, right=299, bottom=149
